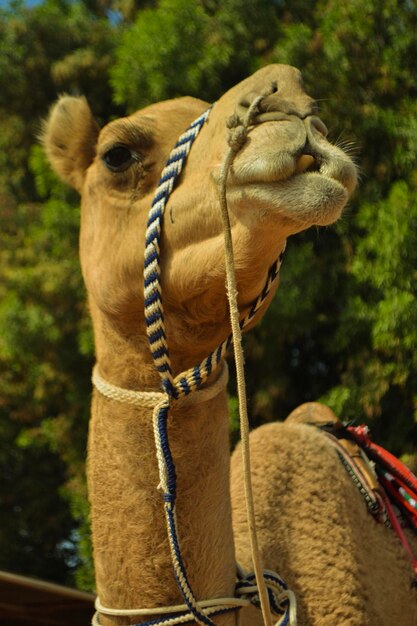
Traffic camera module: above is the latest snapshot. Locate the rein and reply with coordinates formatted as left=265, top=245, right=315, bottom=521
left=93, top=97, right=296, bottom=626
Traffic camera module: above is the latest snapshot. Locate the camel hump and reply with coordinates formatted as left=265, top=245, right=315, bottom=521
left=285, top=401, right=341, bottom=428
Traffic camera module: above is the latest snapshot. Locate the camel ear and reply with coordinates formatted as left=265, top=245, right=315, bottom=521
left=42, top=95, right=100, bottom=192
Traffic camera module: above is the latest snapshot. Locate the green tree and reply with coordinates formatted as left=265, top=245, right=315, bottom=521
left=110, top=0, right=278, bottom=110
left=236, top=0, right=417, bottom=460
left=0, top=0, right=116, bottom=588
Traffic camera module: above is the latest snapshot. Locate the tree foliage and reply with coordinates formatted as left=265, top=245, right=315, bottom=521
left=1, top=0, right=416, bottom=589
left=110, top=0, right=278, bottom=110
left=0, top=0, right=113, bottom=588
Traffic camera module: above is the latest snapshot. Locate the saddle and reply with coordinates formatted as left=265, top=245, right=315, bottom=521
left=285, top=403, right=417, bottom=579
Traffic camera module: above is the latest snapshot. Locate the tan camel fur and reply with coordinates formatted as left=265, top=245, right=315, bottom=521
left=43, top=64, right=416, bottom=625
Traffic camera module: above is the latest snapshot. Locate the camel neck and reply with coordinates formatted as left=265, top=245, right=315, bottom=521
left=87, top=337, right=237, bottom=625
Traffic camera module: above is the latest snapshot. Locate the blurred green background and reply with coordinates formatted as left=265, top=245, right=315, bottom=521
left=0, top=0, right=416, bottom=591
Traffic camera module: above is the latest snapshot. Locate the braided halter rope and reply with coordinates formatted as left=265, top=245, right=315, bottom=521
left=93, top=100, right=296, bottom=626
left=143, top=106, right=285, bottom=400
left=144, top=108, right=212, bottom=398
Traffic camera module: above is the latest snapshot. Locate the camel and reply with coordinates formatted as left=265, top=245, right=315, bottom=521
left=42, top=64, right=417, bottom=626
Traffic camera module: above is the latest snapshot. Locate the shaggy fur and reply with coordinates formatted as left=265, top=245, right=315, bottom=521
left=42, top=64, right=416, bottom=625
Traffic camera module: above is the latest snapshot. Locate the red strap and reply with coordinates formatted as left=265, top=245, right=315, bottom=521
left=381, top=471, right=417, bottom=530
left=347, top=426, right=417, bottom=494
left=346, top=424, right=417, bottom=578
left=379, top=476, right=417, bottom=579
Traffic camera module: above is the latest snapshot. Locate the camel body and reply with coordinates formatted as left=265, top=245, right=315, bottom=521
left=232, top=418, right=417, bottom=625
left=43, top=64, right=417, bottom=625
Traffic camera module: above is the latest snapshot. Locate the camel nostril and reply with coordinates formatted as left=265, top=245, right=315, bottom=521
left=238, top=83, right=279, bottom=110
left=311, top=116, right=328, bottom=137
left=238, top=92, right=253, bottom=107
left=238, top=91, right=262, bottom=115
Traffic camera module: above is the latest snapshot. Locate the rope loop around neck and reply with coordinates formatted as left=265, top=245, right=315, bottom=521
left=92, top=360, right=229, bottom=409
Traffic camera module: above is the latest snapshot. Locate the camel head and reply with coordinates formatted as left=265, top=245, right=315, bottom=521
left=43, top=65, right=357, bottom=371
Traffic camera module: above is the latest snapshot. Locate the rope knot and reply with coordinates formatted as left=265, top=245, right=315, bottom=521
left=228, top=124, right=249, bottom=152
left=225, top=94, right=265, bottom=154
left=236, top=569, right=297, bottom=626
left=226, top=113, right=241, bottom=129
left=226, top=113, right=250, bottom=153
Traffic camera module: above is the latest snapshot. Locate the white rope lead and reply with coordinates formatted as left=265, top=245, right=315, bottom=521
left=94, top=594, right=250, bottom=617
left=218, top=95, right=274, bottom=626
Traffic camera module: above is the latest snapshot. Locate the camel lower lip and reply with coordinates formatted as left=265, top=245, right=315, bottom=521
left=227, top=172, right=349, bottom=227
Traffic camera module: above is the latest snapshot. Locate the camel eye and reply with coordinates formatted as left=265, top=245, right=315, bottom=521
left=103, top=145, right=135, bottom=172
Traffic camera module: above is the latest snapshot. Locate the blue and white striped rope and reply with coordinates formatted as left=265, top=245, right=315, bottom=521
left=142, top=108, right=291, bottom=626
left=144, top=108, right=212, bottom=398
left=144, top=108, right=285, bottom=402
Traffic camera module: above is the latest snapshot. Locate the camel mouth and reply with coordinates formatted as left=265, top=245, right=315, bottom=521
left=223, top=117, right=358, bottom=210
left=229, top=151, right=356, bottom=194
left=223, top=133, right=357, bottom=229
